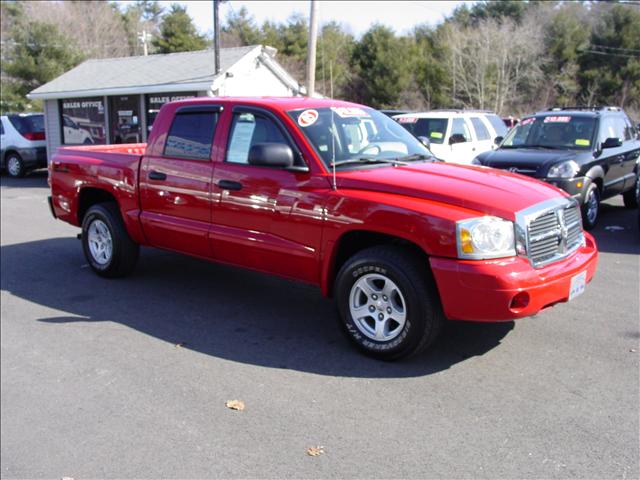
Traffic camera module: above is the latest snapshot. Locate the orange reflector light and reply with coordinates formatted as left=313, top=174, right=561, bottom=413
left=460, top=228, right=474, bottom=253
left=576, top=181, right=583, bottom=188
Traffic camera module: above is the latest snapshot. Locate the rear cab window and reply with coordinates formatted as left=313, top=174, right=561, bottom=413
left=164, top=110, right=218, bottom=160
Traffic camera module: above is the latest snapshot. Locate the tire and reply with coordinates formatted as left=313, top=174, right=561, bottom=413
left=581, top=183, right=600, bottom=230
left=5, top=153, right=26, bottom=178
left=81, top=202, right=139, bottom=278
left=335, top=245, right=444, bottom=360
left=622, top=174, right=639, bottom=209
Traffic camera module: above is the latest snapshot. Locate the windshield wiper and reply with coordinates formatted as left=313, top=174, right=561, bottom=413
left=393, top=153, right=434, bottom=163
left=524, top=144, right=566, bottom=150
left=330, top=157, right=411, bottom=168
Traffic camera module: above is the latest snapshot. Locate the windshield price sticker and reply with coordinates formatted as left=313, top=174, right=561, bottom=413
left=575, top=139, right=590, bottom=146
left=331, top=107, right=370, bottom=118
left=430, top=131, right=444, bottom=139
left=298, top=109, right=319, bottom=127
left=521, top=117, right=536, bottom=126
left=398, top=117, right=418, bottom=123
left=544, top=116, right=571, bottom=123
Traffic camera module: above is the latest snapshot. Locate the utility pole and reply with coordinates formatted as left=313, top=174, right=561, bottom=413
left=306, top=0, right=318, bottom=97
left=138, top=29, right=150, bottom=56
left=213, top=0, right=221, bottom=75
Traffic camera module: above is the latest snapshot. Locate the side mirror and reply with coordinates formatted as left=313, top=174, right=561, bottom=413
left=449, top=134, right=467, bottom=145
left=417, top=136, right=431, bottom=149
left=248, top=143, right=294, bottom=168
left=494, top=136, right=503, bottom=146
left=602, top=137, right=622, bottom=149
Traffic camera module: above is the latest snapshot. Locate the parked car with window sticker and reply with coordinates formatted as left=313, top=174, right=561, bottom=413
left=48, top=97, right=597, bottom=360
left=393, top=110, right=507, bottom=164
left=474, top=107, right=640, bottom=229
left=0, top=113, right=47, bottom=177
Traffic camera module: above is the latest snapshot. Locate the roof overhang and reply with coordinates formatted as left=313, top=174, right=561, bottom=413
left=27, top=81, right=214, bottom=100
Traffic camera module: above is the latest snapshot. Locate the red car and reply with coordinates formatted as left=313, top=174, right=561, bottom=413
left=48, top=97, right=598, bottom=359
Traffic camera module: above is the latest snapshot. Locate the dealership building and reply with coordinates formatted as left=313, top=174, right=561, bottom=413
left=28, top=45, right=304, bottom=157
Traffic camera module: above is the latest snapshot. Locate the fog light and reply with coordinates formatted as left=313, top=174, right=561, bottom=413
left=510, top=291, right=530, bottom=310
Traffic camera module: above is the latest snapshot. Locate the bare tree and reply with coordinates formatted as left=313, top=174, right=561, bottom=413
left=23, top=1, right=130, bottom=59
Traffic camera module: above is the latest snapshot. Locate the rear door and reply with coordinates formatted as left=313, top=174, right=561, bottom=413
left=139, top=105, right=221, bottom=257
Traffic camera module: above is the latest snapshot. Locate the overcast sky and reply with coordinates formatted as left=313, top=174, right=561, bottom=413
left=156, top=1, right=468, bottom=37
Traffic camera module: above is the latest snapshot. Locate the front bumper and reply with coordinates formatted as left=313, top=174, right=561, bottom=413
left=430, top=232, right=598, bottom=322
left=544, top=176, right=589, bottom=203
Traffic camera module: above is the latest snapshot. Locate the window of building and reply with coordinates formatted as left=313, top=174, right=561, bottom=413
left=146, top=92, right=197, bottom=133
left=60, top=97, right=106, bottom=145
left=164, top=111, right=218, bottom=160
left=226, top=112, right=290, bottom=164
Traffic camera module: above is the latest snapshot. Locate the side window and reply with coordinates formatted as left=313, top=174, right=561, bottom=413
left=470, top=117, right=490, bottom=140
left=226, top=112, right=291, bottom=164
left=450, top=118, right=471, bottom=142
left=164, top=111, right=218, bottom=160
left=599, top=117, right=617, bottom=143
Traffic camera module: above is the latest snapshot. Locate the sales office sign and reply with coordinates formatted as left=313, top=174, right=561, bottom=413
left=148, top=93, right=196, bottom=106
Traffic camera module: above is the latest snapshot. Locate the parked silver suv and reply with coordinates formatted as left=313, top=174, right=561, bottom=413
left=0, top=113, right=47, bottom=177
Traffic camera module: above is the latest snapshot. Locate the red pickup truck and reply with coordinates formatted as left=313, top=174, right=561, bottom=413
left=49, top=97, right=598, bottom=359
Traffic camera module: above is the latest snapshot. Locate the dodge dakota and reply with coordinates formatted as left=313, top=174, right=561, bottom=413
left=48, top=97, right=598, bottom=359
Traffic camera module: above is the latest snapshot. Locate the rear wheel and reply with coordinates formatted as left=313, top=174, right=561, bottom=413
left=335, top=246, right=444, bottom=360
left=6, top=153, right=25, bottom=178
left=622, top=174, right=639, bottom=208
left=581, top=183, right=600, bottom=230
left=82, top=202, right=139, bottom=278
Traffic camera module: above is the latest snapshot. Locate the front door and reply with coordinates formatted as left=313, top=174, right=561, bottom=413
left=139, top=106, right=221, bottom=257
left=210, top=107, right=325, bottom=284
left=447, top=117, right=477, bottom=164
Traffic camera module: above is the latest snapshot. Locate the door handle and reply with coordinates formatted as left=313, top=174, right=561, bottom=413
left=148, top=170, right=167, bottom=181
left=217, top=180, right=243, bottom=191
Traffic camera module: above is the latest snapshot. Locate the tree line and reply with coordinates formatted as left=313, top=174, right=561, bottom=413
left=1, top=1, right=638, bottom=118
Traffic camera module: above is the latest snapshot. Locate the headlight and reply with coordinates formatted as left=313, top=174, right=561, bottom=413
left=547, top=160, right=579, bottom=178
left=456, top=217, right=516, bottom=260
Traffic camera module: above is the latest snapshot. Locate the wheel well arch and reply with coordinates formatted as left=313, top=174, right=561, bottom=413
left=585, top=166, right=605, bottom=192
left=77, top=187, right=118, bottom=224
left=2, top=149, right=20, bottom=165
left=325, top=230, right=431, bottom=297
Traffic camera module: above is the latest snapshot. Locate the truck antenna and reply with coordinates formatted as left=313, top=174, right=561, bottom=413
left=330, top=62, right=337, bottom=191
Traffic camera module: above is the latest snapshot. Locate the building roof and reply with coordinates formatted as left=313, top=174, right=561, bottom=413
left=29, top=45, right=296, bottom=100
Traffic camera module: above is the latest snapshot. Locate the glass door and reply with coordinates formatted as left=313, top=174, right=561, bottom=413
left=109, top=95, right=141, bottom=144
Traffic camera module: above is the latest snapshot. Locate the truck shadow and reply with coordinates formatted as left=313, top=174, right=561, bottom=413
left=1, top=238, right=514, bottom=378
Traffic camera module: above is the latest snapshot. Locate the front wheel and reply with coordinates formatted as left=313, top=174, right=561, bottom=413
left=622, top=174, right=639, bottom=208
left=82, top=202, right=139, bottom=278
left=581, top=183, right=600, bottom=230
left=335, top=246, right=444, bottom=360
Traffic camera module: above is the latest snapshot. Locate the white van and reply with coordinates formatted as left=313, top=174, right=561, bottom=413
left=393, top=110, right=508, bottom=164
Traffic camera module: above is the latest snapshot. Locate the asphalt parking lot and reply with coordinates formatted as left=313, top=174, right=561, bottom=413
left=1, top=170, right=639, bottom=479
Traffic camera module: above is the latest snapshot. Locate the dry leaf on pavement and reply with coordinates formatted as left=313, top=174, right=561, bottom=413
left=225, top=400, right=245, bottom=411
left=306, top=446, right=325, bottom=456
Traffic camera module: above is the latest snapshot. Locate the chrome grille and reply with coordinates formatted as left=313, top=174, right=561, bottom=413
left=518, top=199, right=584, bottom=268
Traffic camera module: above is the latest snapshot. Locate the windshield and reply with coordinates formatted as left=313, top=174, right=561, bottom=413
left=502, top=115, right=596, bottom=150
left=395, top=117, right=449, bottom=144
left=288, top=107, right=433, bottom=168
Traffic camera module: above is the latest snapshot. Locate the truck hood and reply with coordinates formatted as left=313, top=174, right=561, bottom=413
left=336, top=162, right=565, bottom=220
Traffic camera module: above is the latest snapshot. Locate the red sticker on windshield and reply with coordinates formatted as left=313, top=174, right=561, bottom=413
left=331, top=107, right=370, bottom=118
left=298, top=109, right=319, bottom=127
left=544, top=116, right=571, bottom=123
left=398, top=117, right=418, bottom=123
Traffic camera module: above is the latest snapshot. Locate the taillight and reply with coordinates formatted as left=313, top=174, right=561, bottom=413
left=22, top=131, right=45, bottom=140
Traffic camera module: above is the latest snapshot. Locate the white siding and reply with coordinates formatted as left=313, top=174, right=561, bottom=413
left=217, top=53, right=297, bottom=97
left=44, top=99, right=61, bottom=162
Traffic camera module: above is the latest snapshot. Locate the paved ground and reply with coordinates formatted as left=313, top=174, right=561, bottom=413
left=1, top=170, right=639, bottom=479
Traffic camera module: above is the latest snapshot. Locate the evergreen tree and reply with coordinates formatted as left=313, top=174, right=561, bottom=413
left=152, top=4, right=207, bottom=54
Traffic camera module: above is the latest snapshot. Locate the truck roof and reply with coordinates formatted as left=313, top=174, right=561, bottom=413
left=169, top=96, right=366, bottom=112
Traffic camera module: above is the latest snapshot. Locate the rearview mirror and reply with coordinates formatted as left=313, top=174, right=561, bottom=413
left=449, top=134, right=467, bottom=145
left=417, top=136, right=431, bottom=149
left=601, top=137, right=622, bottom=149
left=494, top=136, right=503, bottom=146
left=248, top=143, right=294, bottom=168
